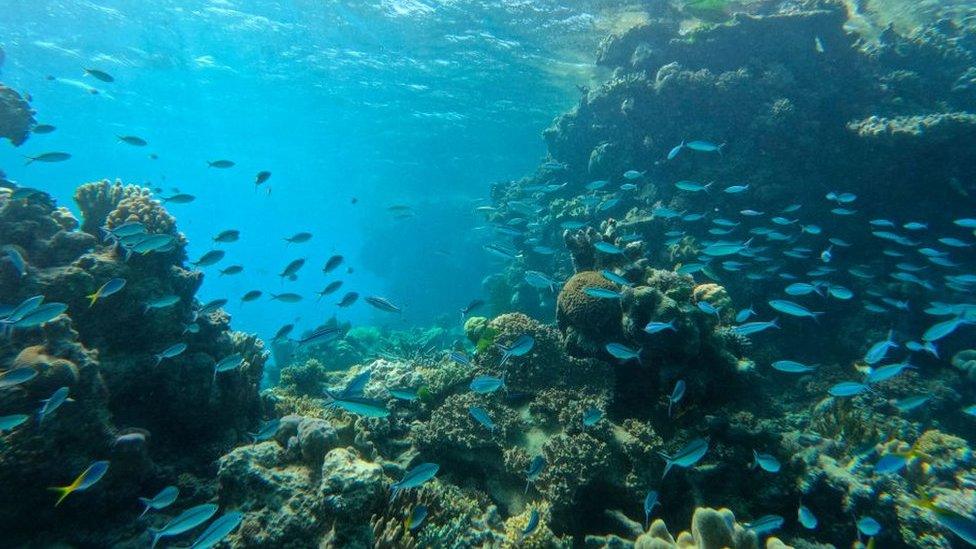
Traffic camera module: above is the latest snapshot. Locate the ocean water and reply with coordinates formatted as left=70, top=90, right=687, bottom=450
left=2, top=0, right=976, bottom=547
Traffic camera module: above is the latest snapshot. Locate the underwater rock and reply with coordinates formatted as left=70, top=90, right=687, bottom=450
left=0, top=83, right=35, bottom=146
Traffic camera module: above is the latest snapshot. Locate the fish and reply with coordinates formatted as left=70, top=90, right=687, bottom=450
left=188, top=511, right=243, bottom=549
left=33, top=124, right=56, bottom=134
left=606, top=343, right=641, bottom=363
left=827, top=285, right=853, bottom=300
left=37, top=386, right=71, bottom=423
left=923, top=317, right=968, bottom=342
left=865, top=331, right=898, bottom=364
left=520, top=508, right=540, bottom=539
left=449, top=351, right=470, bottom=366
left=24, top=152, right=71, bottom=164
left=667, top=141, right=684, bottom=160
left=322, top=255, right=344, bottom=274
left=893, top=394, right=930, bottom=412
left=145, top=294, right=180, bottom=311
left=585, top=179, right=608, bottom=190
left=857, top=516, right=881, bottom=536
left=460, top=298, right=484, bottom=321
left=388, top=387, right=418, bottom=401
left=785, top=282, right=821, bottom=296
left=0, top=367, right=38, bottom=388
left=0, top=413, right=29, bottom=432
left=192, top=250, right=225, bottom=267
left=317, top=281, right=343, bottom=299
left=771, top=360, right=816, bottom=373
left=218, top=265, right=243, bottom=276
left=138, top=485, right=179, bottom=518
left=48, top=460, right=109, bottom=506
left=207, top=160, right=235, bottom=168
left=659, top=438, right=708, bottom=478
left=668, top=379, right=685, bottom=417
left=297, top=326, right=341, bottom=347
left=271, top=293, right=303, bottom=303
left=582, top=406, right=603, bottom=427
left=84, top=68, right=114, bottom=82
left=734, top=307, right=756, bottom=323
left=675, top=180, right=711, bottom=193
left=3, top=246, right=26, bottom=277
left=525, top=455, right=545, bottom=493
left=160, top=193, right=196, bottom=204
left=273, top=324, right=294, bottom=341
left=406, top=505, right=428, bottom=531
left=470, top=375, right=505, bottom=394
left=584, top=287, right=622, bottom=299
left=118, top=135, right=147, bottom=146
left=866, top=362, right=915, bottom=384
left=149, top=503, right=219, bottom=548
left=365, top=296, right=402, bottom=313
left=285, top=232, right=312, bottom=244
left=248, top=419, right=280, bottom=441
left=752, top=450, right=781, bottom=473
left=469, top=406, right=495, bottom=432
left=702, top=240, right=750, bottom=257
left=279, top=258, right=306, bottom=280
left=594, top=241, right=625, bottom=254
left=798, top=504, right=818, bottom=529
left=686, top=140, right=723, bottom=153
left=325, top=390, right=389, bottom=418
left=828, top=381, right=871, bottom=397
left=255, top=171, right=271, bottom=186
left=744, top=514, right=784, bottom=535
left=644, top=320, right=677, bottom=334
left=213, top=353, right=244, bottom=379
left=499, top=334, right=534, bottom=365
left=198, top=299, right=228, bottom=315
left=768, top=299, right=821, bottom=320
left=724, top=184, right=749, bottom=193
left=731, top=319, right=780, bottom=336
left=600, top=270, right=631, bottom=286
left=337, top=292, right=359, bottom=307
left=623, top=170, right=644, bottom=180
left=911, top=497, right=976, bottom=545
left=524, top=271, right=558, bottom=291
left=154, top=342, right=187, bottom=365
left=696, top=301, right=720, bottom=318
left=643, top=490, right=660, bottom=528
left=391, top=463, right=439, bottom=501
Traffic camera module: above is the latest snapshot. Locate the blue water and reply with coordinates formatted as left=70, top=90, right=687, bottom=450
left=0, top=0, right=605, bottom=339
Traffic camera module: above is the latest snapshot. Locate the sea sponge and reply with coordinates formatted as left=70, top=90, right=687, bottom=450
left=557, top=270, right=624, bottom=353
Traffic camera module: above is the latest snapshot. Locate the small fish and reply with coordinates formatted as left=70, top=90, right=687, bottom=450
left=365, top=296, right=402, bottom=314
left=468, top=406, right=495, bottom=432
left=643, top=490, right=660, bottom=528
left=696, top=301, right=720, bottom=318
left=828, top=381, right=871, bottom=397
left=668, top=379, right=685, bottom=417
left=865, top=331, right=898, bottom=364
left=600, top=270, right=631, bottom=286
left=24, top=152, right=71, bottom=164
left=686, top=140, right=723, bottom=153
left=271, top=293, right=303, bottom=303
left=798, top=504, right=818, bottom=529
left=188, top=511, right=243, bottom=549
left=745, top=514, right=784, bottom=535
left=273, top=324, right=295, bottom=341
left=606, top=343, right=641, bottom=364
left=213, top=353, right=244, bottom=379
left=160, top=193, right=196, bottom=204
left=499, top=334, right=534, bottom=365
left=470, top=375, right=505, bottom=394
left=582, top=406, right=603, bottom=427
left=644, top=320, right=677, bottom=334
left=154, top=343, right=187, bottom=365
left=207, top=160, right=235, bottom=168
left=84, top=68, right=114, bottom=82
left=734, top=307, right=755, bottom=323
left=857, top=516, right=881, bottom=537
left=248, top=419, right=281, bottom=442
left=768, top=299, right=821, bottom=320
left=285, top=232, right=312, bottom=244
left=219, top=265, right=243, bottom=276
left=923, top=317, right=967, bottom=342
left=138, top=485, right=179, bottom=518
left=297, top=326, right=341, bottom=348
left=32, top=124, right=56, bottom=134
left=199, top=298, right=228, bottom=315
left=675, top=180, right=711, bottom=193
left=322, top=255, right=344, bottom=274
left=337, top=292, right=359, bottom=307
left=118, top=135, right=147, bottom=146
left=391, top=463, right=439, bottom=501
left=37, top=386, right=71, bottom=423
left=449, top=350, right=470, bottom=366
left=724, top=184, right=749, bottom=193
left=406, top=505, right=428, bottom=531
left=3, top=246, right=26, bottom=277
left=752, top=450, right=781, bottom=473
left=0, top=367, right=38, bottom=389
left=149, top=503, right=219, bottom=549
left=866, top=362, right=915, bottom=384
left=594, top=241, right=625, bottom=254
left=623, top=170, right=644, bottom=180
left=255, top=171, right=271, bottom=186
left=317, top=281, right=343, bottom=299
left=388, top=387, right=418, bottom=401
left=460, top=298, right=484, bottom=320
left=525, top=455, right=545, bottom=493
left=667, top=141, right=684, bottom=160
left=520, top=508, right=540, bottom=540
left=771, top=360, right=815, bottom=373
left=192, top=250, right=225, bottom=267
left=48, top=460, right=109, bottom=506
left=702, top=240, right=750, bottom=257
left=731, top=319, right=781, bottom=337
left=524, top=271, right=558, bottom=291
left=279, top=258, right=306, bottom=280
left=584, top=287, right=622, bottom=299
left=660, top=438, right=708, bottom=478
left=893, top=394, right=930, bottom=413
left=0, top=414, right=29, bottom=432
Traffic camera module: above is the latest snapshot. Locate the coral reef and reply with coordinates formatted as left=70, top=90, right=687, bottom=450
left=0, top=83, right=35, bottom=146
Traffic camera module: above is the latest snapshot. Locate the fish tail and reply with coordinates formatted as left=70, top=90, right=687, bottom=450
left=86, top=291, right=100, bottom=308
left=661, top=460, right=673, bottom=479
left=23, top=156, right=35, bottom=165
left=149, top=529, right=162, bottom=549
left=523, top=480, right=530, bottom=495
left=48, top=484, right=74, bottom=506
left=138, top=499, right=152, bottom=518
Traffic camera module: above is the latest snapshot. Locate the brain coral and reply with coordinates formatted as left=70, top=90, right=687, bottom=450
left=557, top=270, right=624, bottom=354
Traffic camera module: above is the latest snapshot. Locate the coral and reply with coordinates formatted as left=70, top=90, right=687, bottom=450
left=278, top=358, right=330, bottom=397
left=557, top=270, right=624, bottom=354
left=73, top=179, right=141, bottom=236
left=951, top=349, right=976, bottom=381
left=501, top=502, right=568, bottom=548
left=0, top=83, right=35, bottom=146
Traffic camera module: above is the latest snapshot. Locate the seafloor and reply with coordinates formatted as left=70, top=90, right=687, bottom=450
left=3, top=1, right=976, bottom=547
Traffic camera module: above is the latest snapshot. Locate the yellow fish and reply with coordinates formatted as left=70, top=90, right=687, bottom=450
left=49, top=461, right=109, bottom=506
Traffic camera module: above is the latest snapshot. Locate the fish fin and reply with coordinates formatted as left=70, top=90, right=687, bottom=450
left=23, top=156, right=35, bottom=165
left=48, top=484, right=74, bottom=506
left=138, top=498, right=152, bottom=518
left=661, top=460, right=673, bottom=479
left=86, top=291, right=100, bottom=307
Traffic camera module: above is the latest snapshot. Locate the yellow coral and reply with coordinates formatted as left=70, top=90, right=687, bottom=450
left=692, top=283, right=731, bottom=312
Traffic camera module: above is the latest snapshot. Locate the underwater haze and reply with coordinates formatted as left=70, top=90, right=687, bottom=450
left=3, top=0, right=976, bottom=547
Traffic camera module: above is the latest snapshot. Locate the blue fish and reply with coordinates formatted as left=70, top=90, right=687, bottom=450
left=745, top=514, right=784, bottom=535
left=582, top=406, right=603, bottom=427
left=864, top=331, right=897, bottom=364
left=798, top=504, right=818, bottom=529
left=406, top=505, right=428, bottom=530
left=521, top=508, right=540, bottom=539
left=696, top=301, right=720, bottom=318
left=731, top=319, right=779, bottom=336
left=668, top=379, right=685, bottom=417
left=525, top=455, right=545, bottom=494
left=644, top=320, right=677, bottom=334
left=606, top=343, right=641, bottom=364
left=391, top=463, right=439, bottom=501
left=188, top=511, right=243, bottom=549
left=499, top=334, right=534, bottom=365
left=470, top=375, right=505, bottom=394
left=734, top=307, right=755, bottom=323
left=643, top=490, right=660, bottom=528
left=600, top=270, right=631, bottom=286
left=659, top=438, right=708, bottom=478
left=752, top=450, right=781, bottom=473
left=594, top=241, right=625, bottom=254
left=828, top=381, right=871, bottom=397
left=139, top=485, right=179, bottom=518
left=768, top=299, right=821, bottom=320
left=667, top=141, right=684, bottom=160
left=584, top=287, right=622, bottom=299
left=468, top=406, right=495, bottom=432
left=857, top=516, right=881, bottom=537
